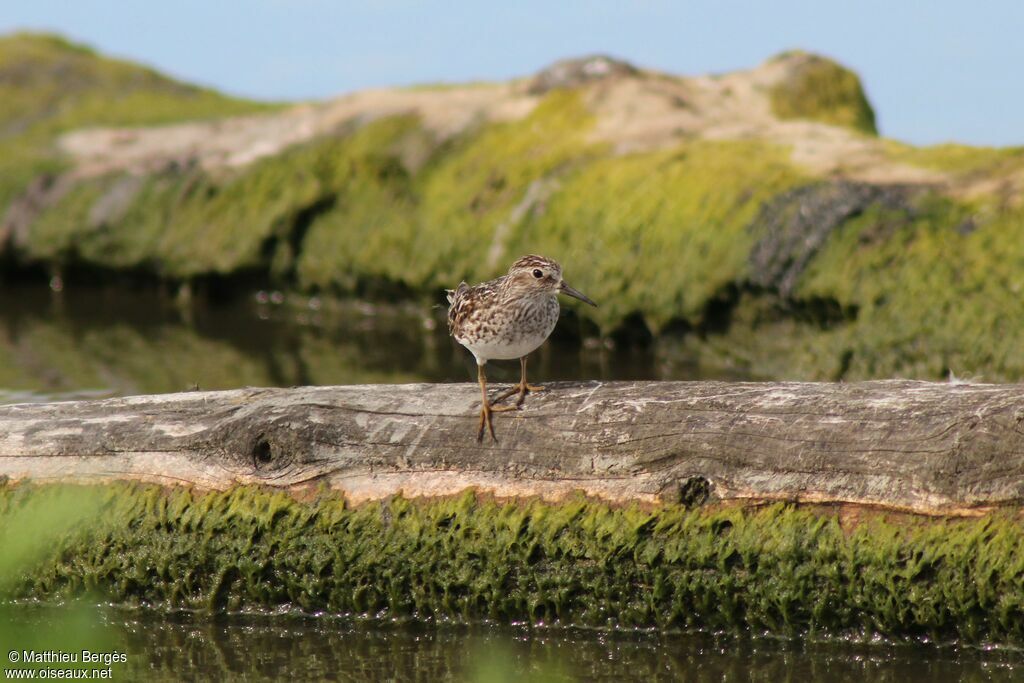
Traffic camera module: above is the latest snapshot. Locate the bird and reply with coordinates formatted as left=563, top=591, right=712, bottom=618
left=446, top=254, right=597, bottom=442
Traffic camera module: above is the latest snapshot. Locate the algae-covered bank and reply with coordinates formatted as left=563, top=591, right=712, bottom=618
left=3, top=483, right=1024, bottom=646
left=1, top=33, right=1023, bottom=381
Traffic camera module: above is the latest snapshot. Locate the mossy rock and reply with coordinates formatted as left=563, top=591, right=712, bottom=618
left=7, top=35, right=1024, bottom=383
left=510, top=139, right=806, bottom=331
left=0, top=32, right=275, bottom=212
left=769, top=52, right=877, bottom=135
left=22, top=120, right=420, bottom=277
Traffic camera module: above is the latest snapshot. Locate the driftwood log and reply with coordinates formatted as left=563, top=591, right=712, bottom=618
left=2, top=380, right=1024, bottom=515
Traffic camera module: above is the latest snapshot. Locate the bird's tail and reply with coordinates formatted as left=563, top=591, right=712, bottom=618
left=446, top=282, right=469, bottom=306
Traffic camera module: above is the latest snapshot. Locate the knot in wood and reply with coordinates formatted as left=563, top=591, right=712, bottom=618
left=251, top=436, right=274, bottom=468
left=198, top=414, right=312, bottom=474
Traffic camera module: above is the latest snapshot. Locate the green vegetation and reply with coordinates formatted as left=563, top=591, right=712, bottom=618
left=299, top=89, right=601, bottom=291
left=0, top=487, right=123, bottom=678
left=16, top=97, right=1024, bottom=380
left=883, top=138, right=1024, bottom=176
left=798, top=196, right=1024, bottom=379
left=20, top=95, right=803, bottom=334
left=666, top=187, right=1024, bottom=381
left=3, top=482, right=1024, bottom=644
left=769, top=52, right=877, bottom=135
left=22, top=89, right=602, bottom=287
left=26, top=137, right=354, bottom=276
left=0, top=32, right=274, bottom=209
left=509, top=140, right=805, bottom=330
left=5, top=33, right=1024, bottom=381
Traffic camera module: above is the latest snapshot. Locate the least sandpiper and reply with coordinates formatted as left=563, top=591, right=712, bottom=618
left=447, top=255, right=597, bottom=442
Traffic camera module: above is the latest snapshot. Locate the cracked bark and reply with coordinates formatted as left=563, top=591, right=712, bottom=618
left=1, top=380, right=1023, bottom=515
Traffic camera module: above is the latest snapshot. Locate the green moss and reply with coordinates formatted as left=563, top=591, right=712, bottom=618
left=10, top=83, right=802, bottom=336
left=3, top=483, right=1024, bottom=644
left=24, top=116, right=424, bottom=278
left=0, top=32, right=273, bottom=138
left=294, top=117, right=427, bottom=291
left=797, top=195, right=1024, bottom=379
left=770, top=54, right=877, bottom=135
left=299, top=118, right=805, bottom=334
left=882, top=139, right=1024, bottom=176
left=8, top=33, right=1024, bottom=383
left=297, top=89, right=601, bottom=293
left=413, top=90, right=601, bottom=287
left=511, top=140, right=806, bottom=331
left=0, top=32, right=275, bottom=213
left=645, top=181, right=1024, bottom=382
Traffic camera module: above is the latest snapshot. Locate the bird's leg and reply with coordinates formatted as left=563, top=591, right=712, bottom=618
left=493, top=356, right=546, bottom=407
left=519, top=356, right=546, bottom=394
left=477, top=363, right=517, bottom=443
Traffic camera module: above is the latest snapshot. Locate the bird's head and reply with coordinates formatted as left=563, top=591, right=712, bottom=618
left=505, top=255, right=597, bottom=306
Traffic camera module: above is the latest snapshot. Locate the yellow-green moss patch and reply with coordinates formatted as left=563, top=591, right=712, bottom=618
left=4, top=483, right=1024, bottom=644
left=797, top=195, right=1024, bottom=379
left=0, top=32, right=275, bottom=210
left=512, top=140, right=806, bottom=331
left=882, top=139, right=1024, bottom=178
left=23, top=117, right=421, bottom=278
left=769, top=53, right=877, bottom=135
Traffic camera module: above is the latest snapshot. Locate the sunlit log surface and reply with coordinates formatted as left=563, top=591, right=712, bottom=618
left=2, top=381, right=1023, bottom=515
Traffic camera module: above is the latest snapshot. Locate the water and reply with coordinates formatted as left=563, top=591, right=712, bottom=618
left=1, top=606, right=1020, bottom=682
left=0, top=284, right=750, bottom=404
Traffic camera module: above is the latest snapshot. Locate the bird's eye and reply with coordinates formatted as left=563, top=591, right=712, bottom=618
left=532, top=269, right=543, bottom=278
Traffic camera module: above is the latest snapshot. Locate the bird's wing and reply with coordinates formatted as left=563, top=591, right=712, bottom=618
left=447, top=274, right=507, bottom=338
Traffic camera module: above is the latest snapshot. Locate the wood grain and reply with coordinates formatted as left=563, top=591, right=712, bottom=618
left=2, top=380, right=1023, bottom=514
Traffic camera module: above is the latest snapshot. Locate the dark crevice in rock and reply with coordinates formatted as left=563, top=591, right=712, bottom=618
left=260, top=194, right=337, bottom=285
left=609, top=312, right=655, bottom=349
left=695, top=283, right=744, bottom=335
left=185, top=270, right=276, bottom=305
left=785, top=295, right=859, bottom=329
left=690, top=284, right=856, bottom=338
left=0, top=172, right=77, bottom=254
left=51, top=260, right=170, bottom=291
left=0, top=255, right=47, bottom=285
left=748, top=180, right=919, bottom=298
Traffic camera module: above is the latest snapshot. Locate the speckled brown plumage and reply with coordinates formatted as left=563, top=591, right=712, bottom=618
left=446, top=255, right=597, bottom=442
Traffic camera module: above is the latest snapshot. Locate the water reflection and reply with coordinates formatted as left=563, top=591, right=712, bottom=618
left=4, top=607, right=1021, bottom=682
left=0, top=284, right=749, bottom=402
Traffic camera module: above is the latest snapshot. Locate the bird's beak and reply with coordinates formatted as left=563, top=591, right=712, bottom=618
left=559, top=281, right=598, bottom=307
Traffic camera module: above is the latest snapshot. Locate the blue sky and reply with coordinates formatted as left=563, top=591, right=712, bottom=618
left=2, top=1, right=1021, bottom=146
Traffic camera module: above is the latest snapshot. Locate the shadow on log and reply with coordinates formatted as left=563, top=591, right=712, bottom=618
left=2, top=380, right=1024, bottom=515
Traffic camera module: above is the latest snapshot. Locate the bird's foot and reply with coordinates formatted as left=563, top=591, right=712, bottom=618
left=493, top=382, right=546, bottom=407
left=494, top=382, right=545, bottom=404
left=477, top=402, right=519, bottom=442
